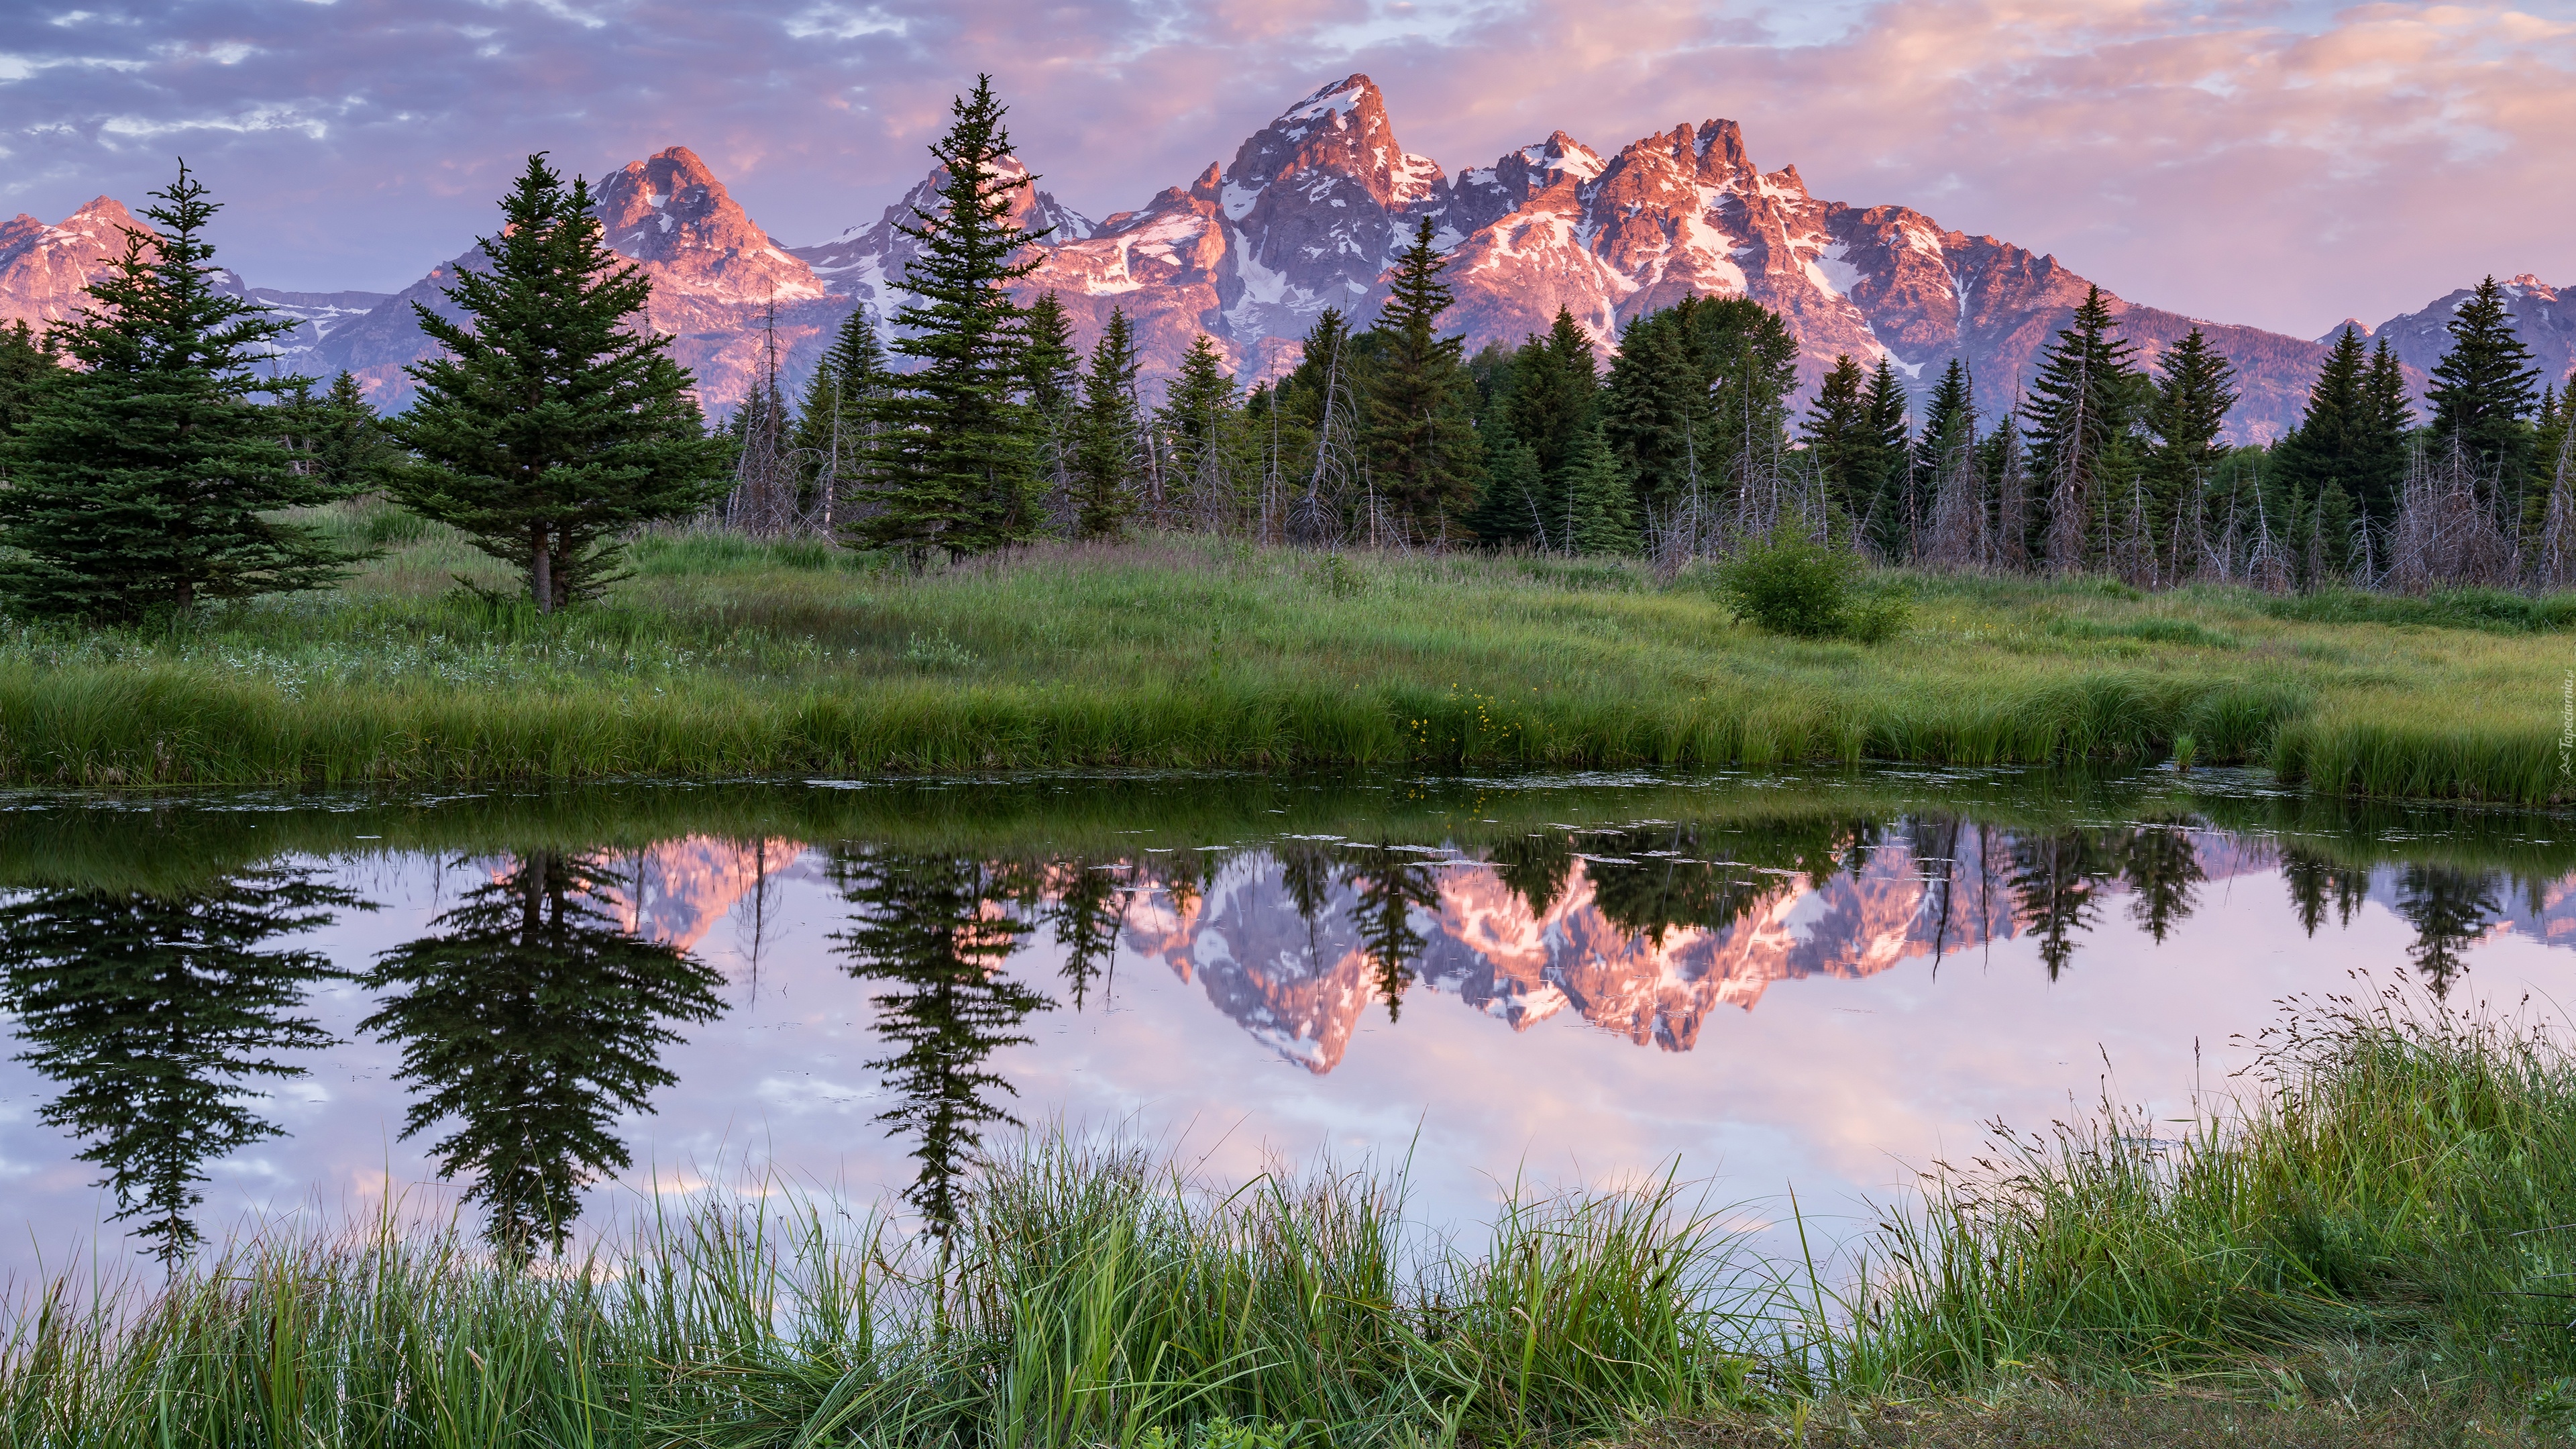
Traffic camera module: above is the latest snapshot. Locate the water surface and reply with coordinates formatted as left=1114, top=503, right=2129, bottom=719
left=5, top=769, right=2573, bottom=1271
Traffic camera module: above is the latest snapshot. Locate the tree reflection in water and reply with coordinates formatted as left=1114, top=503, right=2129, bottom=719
left=363, top=850, right=725, bottom=1264
left=2394, top=865, right=2504, bottom=1001
left=1352, top=843, right=1438, bottom=1021
left=0, top=867, right=360, bottom=1263
left=829, top=851, right=1051, bottom=1233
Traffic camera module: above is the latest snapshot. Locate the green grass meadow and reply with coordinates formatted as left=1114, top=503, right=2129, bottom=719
left=1, top=503, right=2571, bottom=800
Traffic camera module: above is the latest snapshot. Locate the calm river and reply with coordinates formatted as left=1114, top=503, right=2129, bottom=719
left=5, top=769, right=2573, bottom=1273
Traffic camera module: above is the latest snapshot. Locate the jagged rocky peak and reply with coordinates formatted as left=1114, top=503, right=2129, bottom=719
left=592, top=146, right=822, bottom=301
left=1222, top=74, right=1444, bottom=219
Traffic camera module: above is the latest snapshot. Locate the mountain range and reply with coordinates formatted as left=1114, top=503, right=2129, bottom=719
left=2, top=75, right=2568, bottom=442
left=580, top=830, right=2556, bottom=1077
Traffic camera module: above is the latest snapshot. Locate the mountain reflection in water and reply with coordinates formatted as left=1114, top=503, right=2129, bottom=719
left=1, top=773, right=2571, bottom=1260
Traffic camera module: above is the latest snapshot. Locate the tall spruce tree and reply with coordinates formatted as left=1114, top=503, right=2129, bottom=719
left=2022, top=286, right=2142, bottom=572
left=0, top=162, right=364, bottom=622
left=0, top=320, right=53, bottom=442
left=2359, top=336, right=2415, bottom=536
left=1509, top=308, right=1599, bottom=482
left=1158, top=333, right=1245, bottom=528
left=1073, top=307, right=1143, bottom=539
left=1859, top=357, right=1913, bottom=557
left=2273, top=326, right=2375, bottom=534
left=388, top=155, right=724, bottom=611
left=1801, top=356, right=1872, bottom=520
left=1018, top=293, right=1081, bottom=528
left=1912, top=359, right=1975, bottom=498
left=1360, top=215, right=1483, bottom=539
left=1556, top=417, right=1635, bottom=555
left=2426, top=274, right=2542, bottom=512
left=2142, top=328, right=2239, bottom=558
left=864, top=76, right=1052, bottom=561
left=790, top=308, right=895, bottom=533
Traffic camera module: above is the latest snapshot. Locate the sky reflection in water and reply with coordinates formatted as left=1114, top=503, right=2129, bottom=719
left=3, top=770, right=2574, bottom=1273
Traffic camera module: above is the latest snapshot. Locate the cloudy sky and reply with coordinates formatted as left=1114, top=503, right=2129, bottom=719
left=0, top=0, right=2567, bottom=339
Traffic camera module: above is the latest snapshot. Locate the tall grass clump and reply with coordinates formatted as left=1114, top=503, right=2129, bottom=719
left=0, top=1142, right=1794, bottom=1447
left=1856, top=994, right=2576, bottom=1397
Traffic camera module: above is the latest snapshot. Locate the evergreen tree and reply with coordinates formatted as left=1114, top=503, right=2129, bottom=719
left=828, top=850, right=1048, bottom=1232
left=1556, top=417, right=1636, bottom=555
left=310, top=371, right=400, bottom=495
left=1859, top=357, right=1912, bottom=557
left=2022, top=286, right=2143, bottom=572
left=1911, top=360, right=1975, bottom=503
left=1508, top=308, right=1599, bottom=481
left=0, top=320, right=54, bottom=442
left=2426, top=274, right=2543, bottom=514
left=1073, top=307, right=1143, bottom=539
left=388, top=155, right=724, bottom=611
left=2273, top=327, right=2375, bottom=535
left=0, top=162, right=364, bottom=622
left=1019, top=293, right=1081, bottom=528
left=1801, top=355, right=1872, bottom=519
left=363, top=851, right=724, bottom=1263
left=2357, top=337, right=2415, bottom=561
left=863, top=76, right=1053, bottom=561
left=2142, top=328, right=2239, bottom=568
left=1467, top=423, right=1548, bottom=548
left=1604, top=295, right=1799, bottom=539
left=0, top=868, right=359, bottom=1263
left=792, top=307, right=896, bottom=530
left=1158, top=333, right=1245, bottom=529
left=1360, top=215, right=1483, bottom=540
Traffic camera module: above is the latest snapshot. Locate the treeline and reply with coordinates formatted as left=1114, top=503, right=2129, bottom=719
left=3, top=74, right=2569, bottom=627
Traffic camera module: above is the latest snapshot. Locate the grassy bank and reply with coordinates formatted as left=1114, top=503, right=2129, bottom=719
left=0, top=507, right=2571, bottom=800
left=9, top=1006, right=2576, bottom=1445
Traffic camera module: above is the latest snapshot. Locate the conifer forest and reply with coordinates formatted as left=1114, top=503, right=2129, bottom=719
left=0, top=78, right=2566, bottom=624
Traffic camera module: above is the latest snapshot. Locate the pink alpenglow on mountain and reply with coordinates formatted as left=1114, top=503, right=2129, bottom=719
left=9, top=78, right=2561, bottom=436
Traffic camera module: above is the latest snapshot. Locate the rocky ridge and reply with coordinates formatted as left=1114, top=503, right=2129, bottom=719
left=5, top=79, right=2569, bottom=436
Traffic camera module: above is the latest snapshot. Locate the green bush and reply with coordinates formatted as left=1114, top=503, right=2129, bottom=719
left=1709, top=532, right=1909, bottom=642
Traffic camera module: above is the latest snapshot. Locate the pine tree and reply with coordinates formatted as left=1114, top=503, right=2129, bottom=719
left=791, top=308, right=894, bottom=533
left=2357, top=337, right=2414, bottom=551
left=2274, top=327, right=2371, bottom=536
left=1073, top=308, right=1142, bottom=540
left=1018, top=293, right=1080, bottom=531
left=1360, top=215, right=1483, bottom=541
left=1801, top=356, right=1872, bottom=521
left=0, top=162, right=364, bottom=622
left=0, top=868, right=358, bottom=1264
left=388, top=155, right=724, bottom=611
left=1508, top=308, right=1599, bottom=481
left=2142, top=328, right=2239, bottom=575
left=363, top=851, right=724, bottom=1263
left=0, top=320, right=54, bottom=442
left=1475, top=428, right=1550, bottom=549
left=864, top=76, right=1052, bottom=561
left=1558, top=416, right=1635, bottom=555
left=1158, top=333, right=1244, bottom=531
left=2426, top=274, right=2543, bottom=520
left=2023, top=286, right=2142, bottom=572
left=1857, top=358, right=1912, bottom=558
left=309, top=372, right=400, bottom=495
